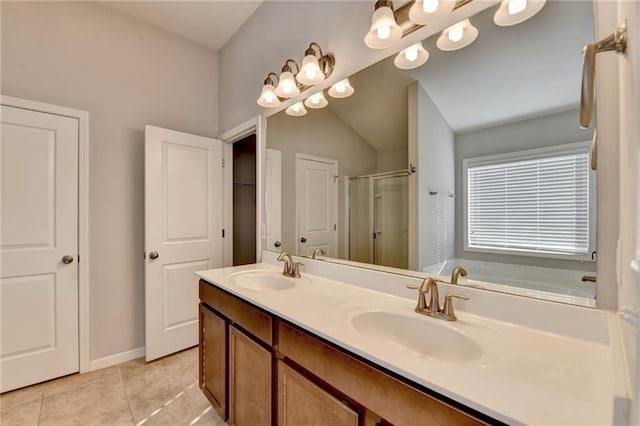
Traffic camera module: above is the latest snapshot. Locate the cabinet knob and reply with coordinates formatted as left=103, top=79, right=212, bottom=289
left=300, top=237, right=307, bottom=243
left=61, top=255, right=74, bottom=264
left=149, top=251, right=159, bottom=260
left=274, top=241, right=282, bottom=248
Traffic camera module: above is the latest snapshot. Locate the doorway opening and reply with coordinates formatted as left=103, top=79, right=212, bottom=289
left=232, top=134, right=257, bottom=265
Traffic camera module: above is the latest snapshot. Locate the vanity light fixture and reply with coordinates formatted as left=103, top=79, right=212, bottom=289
left=257, top=73, right=281, bottom=108
left=328, top=78, right=355, bottom=99
left=297, top=43, right=335, bottom=86
left=436, top=19, right=478, bottom=51
left=257, top=42, right=335, bottom=108
left=286, top=102, right=308, bottom=117
left=493, top=0, right=546, bottom=27
left=394, top=42, right=430, bottom=69
left=364, top=0, right=402, bottom=49
left=304, top=91, right=328, bottom=109
left=274, top=60, right=301, bottom=98
left=408, top=0, right=456, bottom=25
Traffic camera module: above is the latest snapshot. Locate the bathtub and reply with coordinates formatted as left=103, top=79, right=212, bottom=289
left=423, top=258, right=596, bottom=308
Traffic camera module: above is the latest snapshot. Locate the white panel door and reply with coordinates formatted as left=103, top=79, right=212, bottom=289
left=145, top=125, right=223, bottom=361
left=296, top=155, right=338, bottom=257
left=265, top=149, right=282, bottom=253
left=0, top=105, right=79, bottom=392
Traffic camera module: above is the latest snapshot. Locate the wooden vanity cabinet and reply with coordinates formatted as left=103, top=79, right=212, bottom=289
left=229, top=325, right=272, bottom=426
left=277, top=322, right=484, bottom=426
left=199, top=281, right=273, bottom=425
left=277, top=361, right=359, bottom=426
left=198, top=304, right=227, bottom=419
left=199, top=279, right=489, bottom=426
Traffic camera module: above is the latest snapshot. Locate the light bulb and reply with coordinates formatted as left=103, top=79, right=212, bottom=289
left=282, top=82, right=294, bottom=94
left=423, top=0, right=439, bottom=13
left=404, top=46, right=419, bottom=62
left=305, top=68, right=316, bottom=80
left=448, top=25, right=464, bottom=42
left=310, top=93, right=321, bottom=104
left=328, top=79, right=354, bottom=99
left=508, top=0, right=527, bottom=15
left=257, top=84, right=280, bottom=108
left=377, top=25, right=391, bottom=40
left=286, top=102, right=307, bottom=117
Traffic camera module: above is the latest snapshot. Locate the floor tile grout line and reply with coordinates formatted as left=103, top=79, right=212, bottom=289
left=37, top=391, right=44, bottom=426
left=117, top=364, right=137, bottom=425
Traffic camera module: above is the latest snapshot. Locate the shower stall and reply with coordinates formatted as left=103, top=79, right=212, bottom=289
left=348, top=169, right=409, bottom=269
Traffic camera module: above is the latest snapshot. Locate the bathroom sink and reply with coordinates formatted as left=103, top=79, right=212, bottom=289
left=349, top=310, right=482, bottom=363
left=228, top=270, right=309, bottom=291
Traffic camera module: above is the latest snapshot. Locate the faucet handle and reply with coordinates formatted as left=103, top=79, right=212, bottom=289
left=406, top=284, right=420, bottom=290
left=442, top=294, right=470, bottom=321
left=292, top=262, right=303, bottom=278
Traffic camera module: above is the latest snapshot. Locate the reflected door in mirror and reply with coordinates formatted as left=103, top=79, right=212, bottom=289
left=296, top=154, right=338, bottom=257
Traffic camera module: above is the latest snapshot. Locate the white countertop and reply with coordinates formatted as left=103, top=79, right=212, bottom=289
left=196, top=263, right=617, bottom=425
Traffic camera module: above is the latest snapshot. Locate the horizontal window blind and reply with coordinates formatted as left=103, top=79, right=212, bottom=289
left=467, top=151, right=590, bottom=256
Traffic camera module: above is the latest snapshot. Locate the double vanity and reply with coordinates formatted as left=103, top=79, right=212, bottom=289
left=196, top=252, right=623, bottom=425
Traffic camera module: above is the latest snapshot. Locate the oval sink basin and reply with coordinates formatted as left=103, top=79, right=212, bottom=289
left=350, top=311, right=482, bottom=363
left=228, top=270, right=308, bottom=291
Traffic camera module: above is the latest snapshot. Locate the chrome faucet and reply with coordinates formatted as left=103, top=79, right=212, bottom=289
left=450, top=266, right=467, bottom=284
left=277, top=253, right=303, bottom=278
left=407, top=278, right=469, bottom=321
left=312, top=248, right=326, bottom=259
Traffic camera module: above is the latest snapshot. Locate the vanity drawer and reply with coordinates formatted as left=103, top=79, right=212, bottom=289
left=277, top=321, right=485, bottom=426
left=199, top=279, right=272, bottom=345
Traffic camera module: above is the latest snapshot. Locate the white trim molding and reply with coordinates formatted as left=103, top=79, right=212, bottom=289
left=219, top=116, right=267, bottom=265
left=1, top=95, right=91, bottom=374
left=88, top=347, right=145, bottom=372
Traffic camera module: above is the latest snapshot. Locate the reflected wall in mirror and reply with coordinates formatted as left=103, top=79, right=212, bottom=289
left=266, top=1, right=597, bottom=307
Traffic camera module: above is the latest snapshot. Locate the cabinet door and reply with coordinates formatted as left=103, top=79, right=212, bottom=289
left=229, top=325, right=272, bottom=426
left=278, top=361, right=359, bottom=426
left=199, top=304, right=227, bottom=420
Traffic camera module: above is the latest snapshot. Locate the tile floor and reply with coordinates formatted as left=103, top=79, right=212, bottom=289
left=0, top=347, right=227, bottom=426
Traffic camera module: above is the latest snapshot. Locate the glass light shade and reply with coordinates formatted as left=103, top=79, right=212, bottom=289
left=274, top=71, right=300, bottom=98
left=304, top=91, right=328, bottom=109
left=328, top=78, right=355, bottom=99
left=394, top=42, right=430, bottom=70
left=297, top=54, right=325, bottom=85
left=364, top=6, right=402, bottom=49
left=494, top=0, right=546, bottom=27
left=436, top=19, right=479, bottom=51
left=408, top=0, right=455, bottom=25
left=256, top=84, right=281, bottom=108
left=286, top=102, right=307, bottom=117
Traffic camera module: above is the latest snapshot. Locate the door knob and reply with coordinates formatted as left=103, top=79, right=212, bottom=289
left=300, top=237, right=307, bottom=243
left=274, top=241, right=282, bottom=248
left=149, top=251, right=159, bottom=260
left=61, top=255, right=74, bottom=264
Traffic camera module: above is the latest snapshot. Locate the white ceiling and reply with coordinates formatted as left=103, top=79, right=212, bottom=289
left=102, top=0, right=262, bottom=51
left=328, top=1, right=594, bottom=151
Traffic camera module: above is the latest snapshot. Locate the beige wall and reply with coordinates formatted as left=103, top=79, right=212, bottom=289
left=266, top=108, right=378, bottom=259
left=1, top=2, right=219, bottom=361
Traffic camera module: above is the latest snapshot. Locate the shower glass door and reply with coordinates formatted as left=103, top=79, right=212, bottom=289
left=373, top=175, right=408, bottom=269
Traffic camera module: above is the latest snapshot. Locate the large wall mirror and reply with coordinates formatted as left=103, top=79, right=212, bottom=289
left=265, top=1, right=597, bottom=307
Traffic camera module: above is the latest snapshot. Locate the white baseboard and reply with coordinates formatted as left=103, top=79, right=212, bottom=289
left=88, top=347, right=145, bottom=372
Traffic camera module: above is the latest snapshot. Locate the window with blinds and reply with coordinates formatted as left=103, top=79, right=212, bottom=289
left=464, top=143, right=594, bottom=258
